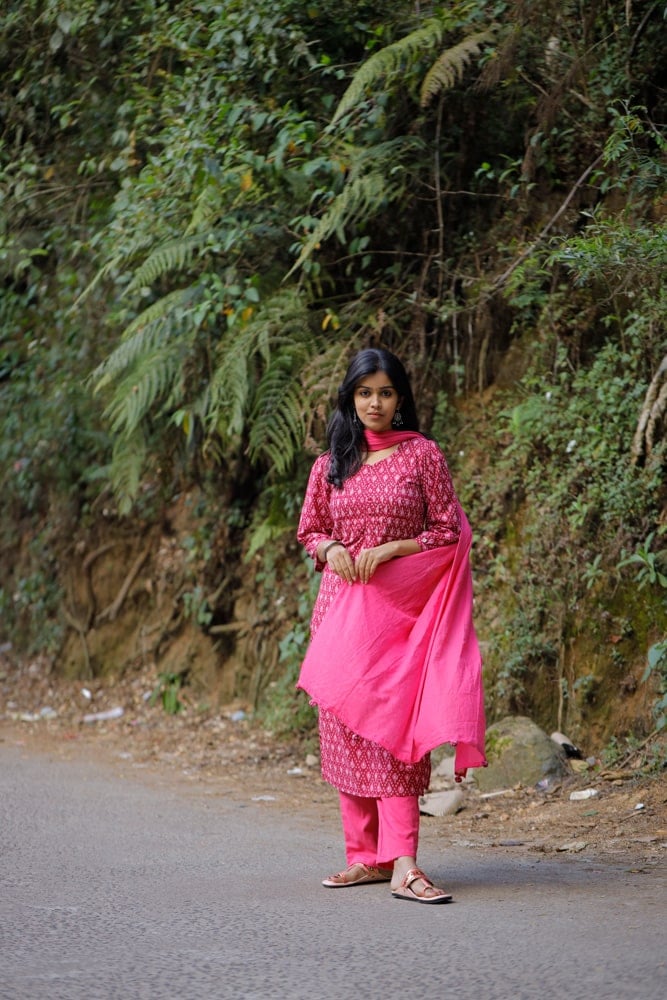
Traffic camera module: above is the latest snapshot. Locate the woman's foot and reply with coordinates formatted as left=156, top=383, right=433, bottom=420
left=391, top=867, right=452, bottom=903
left=322, top=862, right=393, bottom=887
left=391, top=857, right=452, bottom=903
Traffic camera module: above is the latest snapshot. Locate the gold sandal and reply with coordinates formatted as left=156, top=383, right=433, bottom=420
left=322, top=863, right=393, bottom=887
left=391, top=867, right=453, bottom=904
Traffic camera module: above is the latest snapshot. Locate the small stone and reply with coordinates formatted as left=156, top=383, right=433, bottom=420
left=305, top=754, right=319, bottom=768
left=558, top=840, right=588, bottom=853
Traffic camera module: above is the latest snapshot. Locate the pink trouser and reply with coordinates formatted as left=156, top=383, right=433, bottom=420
left=338, top=791, right=420, bottom=868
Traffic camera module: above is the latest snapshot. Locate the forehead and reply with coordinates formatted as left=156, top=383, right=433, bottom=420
left=355, top=371, right=396, bottom=390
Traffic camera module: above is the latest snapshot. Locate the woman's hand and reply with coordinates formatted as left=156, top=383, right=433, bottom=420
left=325, top=543, right=357, bottom=584
left=355, top=538, right=421, bottom=583
left=355, top=543, right=396, bottom=584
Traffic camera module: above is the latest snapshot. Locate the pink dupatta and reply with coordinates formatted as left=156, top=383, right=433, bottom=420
left=297, top=509, right=486, bottom=777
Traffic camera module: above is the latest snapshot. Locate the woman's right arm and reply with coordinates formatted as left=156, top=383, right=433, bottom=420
left=297, top=455, right=357, bottom=583
left=297, top=455, right=335, bottom=569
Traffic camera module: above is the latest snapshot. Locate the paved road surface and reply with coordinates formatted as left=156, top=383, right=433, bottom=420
left=1, top=743, right=664, bottom=1000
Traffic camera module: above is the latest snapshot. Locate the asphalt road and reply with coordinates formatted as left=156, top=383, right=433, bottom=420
left=1, top=742, right=664, bottom=1000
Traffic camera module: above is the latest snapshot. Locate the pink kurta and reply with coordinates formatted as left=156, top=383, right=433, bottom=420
left=297, top=437, right=461, bottom=797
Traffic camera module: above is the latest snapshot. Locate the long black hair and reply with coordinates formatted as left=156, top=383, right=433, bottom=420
left=327, top=348, right=420, bottom=488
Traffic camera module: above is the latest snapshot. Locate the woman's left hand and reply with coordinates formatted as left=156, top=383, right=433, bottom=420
left=355, top=543, right=395, bottom=584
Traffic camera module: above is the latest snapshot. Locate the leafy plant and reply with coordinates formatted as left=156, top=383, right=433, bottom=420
left=619, top=533, right=667, bottom=590
left=643, top=641, right=667, bottom=732
left=149, top=671, right=185, bottom=715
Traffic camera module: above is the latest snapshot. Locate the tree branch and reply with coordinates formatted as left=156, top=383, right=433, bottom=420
left=493, top=153, right=604, bottom=290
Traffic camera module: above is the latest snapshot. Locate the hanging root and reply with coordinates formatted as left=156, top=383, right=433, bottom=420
left=631, top=354, right=667, bottom=465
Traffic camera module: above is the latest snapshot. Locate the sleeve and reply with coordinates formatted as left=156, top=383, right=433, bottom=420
left=415, top=440, right=461, bottom=550
left=297, top=454, right=334, bottom=570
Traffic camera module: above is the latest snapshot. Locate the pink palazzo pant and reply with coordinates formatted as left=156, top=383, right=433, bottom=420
left=339, top=791, right=420, bottom=868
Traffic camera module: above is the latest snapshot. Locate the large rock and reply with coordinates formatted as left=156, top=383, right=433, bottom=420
left=475, top=715, right=569, bottom=792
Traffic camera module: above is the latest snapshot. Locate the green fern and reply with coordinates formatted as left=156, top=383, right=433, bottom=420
left=92, top=289, right=191, bottom=391
left=289, top=138, right=421, bottom=272
left=93, top=281, right=323, bottom=508
left=332, top=17, right=447, bottom=123
left=125, top=234, right=209, bottom=294
left=109, top=431, right=147, bottom=516
left=202, top=325, right=256, bottom=439
left=200, top=288, right=316, bottom=474
left=74, top=235, right=154, bottom=306
left=249, top=343, right=310, bottom=475
left=420, top=30, right=495, bottom=107
left=187, top=174, right=229, bottom=235
left=103, top=335, right=192, bottom=435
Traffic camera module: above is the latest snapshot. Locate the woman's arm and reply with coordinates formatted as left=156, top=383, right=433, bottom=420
left=416, top=440, right=461, bottom=549
left=297, top=455, right=336, bottom=569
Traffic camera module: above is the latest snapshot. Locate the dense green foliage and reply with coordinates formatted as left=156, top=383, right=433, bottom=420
left=1, top=0, right=665, bottom=743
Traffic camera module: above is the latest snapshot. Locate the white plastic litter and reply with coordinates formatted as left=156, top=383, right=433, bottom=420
left=569, top=788, right=599, bottom=801
left=83, top=707, right=124, bottom=723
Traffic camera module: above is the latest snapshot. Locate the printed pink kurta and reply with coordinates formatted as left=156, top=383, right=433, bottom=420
left=297, top=437, right=461, bottom=797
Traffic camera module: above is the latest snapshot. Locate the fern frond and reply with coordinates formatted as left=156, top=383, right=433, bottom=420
left=249, top=348, right=310, bottom=475
left=290, top=168, right=403, bottom=273
left=109, top=430, right=147, bottom=515
left=420, top=30, right=495, bottom=107
left=202, top=325, right=257, bottom=439
left=332, top=17, right=447, bottom=123
left=187, top=175, right=227, bottom=235
left=196, top=288, right=316, bottom=470
left=125, top=234, right=208, bottom=293
left=104, top=336, right=190, bottom=436
left=289, top=138, right=420, bottom=274
left=74, top=235, right=153, bottom=306
left=201, top=288, right=312, bottom=445
left=92, top=289, right=190, bottom=391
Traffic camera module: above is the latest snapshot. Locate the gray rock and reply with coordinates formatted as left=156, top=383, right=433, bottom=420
left=419, top=789, right=465, bottom=817
left=429, top=754, right=475, bottom=792
left=475, top=715, right=570, bottom=793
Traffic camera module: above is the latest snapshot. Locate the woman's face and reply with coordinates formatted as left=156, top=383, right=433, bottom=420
left=353, top=370, right=401, bottom=433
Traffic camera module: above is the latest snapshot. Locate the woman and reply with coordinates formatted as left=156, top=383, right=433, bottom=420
left=297, top=348, right=486, bottom=904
